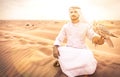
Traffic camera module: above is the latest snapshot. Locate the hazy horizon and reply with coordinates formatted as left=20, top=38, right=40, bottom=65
left=0, top=0, right=120, bottom=22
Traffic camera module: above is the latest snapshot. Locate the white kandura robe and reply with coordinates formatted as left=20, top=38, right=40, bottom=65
left=54, top=22, right=97, bottom=77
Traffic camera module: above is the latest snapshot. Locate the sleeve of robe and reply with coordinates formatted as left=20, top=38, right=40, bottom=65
left=54, top=24, right=66, bottom=46
left=86, top=24, right=98, bottom=40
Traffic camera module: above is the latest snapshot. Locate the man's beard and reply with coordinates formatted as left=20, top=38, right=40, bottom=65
left=71, top=16, right=79, bottom=20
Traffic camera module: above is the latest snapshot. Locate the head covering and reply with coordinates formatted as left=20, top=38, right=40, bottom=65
left=69, top=6, right=88, bottom=23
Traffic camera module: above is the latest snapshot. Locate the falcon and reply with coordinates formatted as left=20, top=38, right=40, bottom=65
left=93, top=23, right=118, bottom=47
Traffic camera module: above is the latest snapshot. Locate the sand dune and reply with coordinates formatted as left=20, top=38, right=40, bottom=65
left=0, top=20, right=120, bottom=77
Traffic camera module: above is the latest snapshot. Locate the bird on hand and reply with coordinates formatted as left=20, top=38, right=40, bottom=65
left=93, top=23, right=118, bottom=48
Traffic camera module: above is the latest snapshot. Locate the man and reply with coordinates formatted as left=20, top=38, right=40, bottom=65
left=53, top=6, right=104, bottom=77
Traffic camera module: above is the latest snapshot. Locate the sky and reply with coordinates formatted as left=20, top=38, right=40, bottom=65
left=0, top=0, right=120, bottom=22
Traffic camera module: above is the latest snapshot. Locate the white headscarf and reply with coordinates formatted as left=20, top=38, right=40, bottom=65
left=68, top=6, right=88, bottom=23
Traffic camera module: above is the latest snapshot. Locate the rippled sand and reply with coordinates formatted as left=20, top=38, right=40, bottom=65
left=0, top=20, right=120, bottom=77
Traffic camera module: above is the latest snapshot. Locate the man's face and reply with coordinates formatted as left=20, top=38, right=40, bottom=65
left=69, top=8, right=80, bottom=20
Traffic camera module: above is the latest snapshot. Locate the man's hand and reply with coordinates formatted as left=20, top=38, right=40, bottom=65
left=92, top=36, right=104, bottom=45
left=53, top=45, right=60, bottom=58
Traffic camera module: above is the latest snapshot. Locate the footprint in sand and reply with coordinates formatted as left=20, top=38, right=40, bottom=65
left=38, top=47, right=52, bottom=56
left=18, top=38, right=28, bottom=45
left=1, top=33, right=14, bottom=41
left=4, top=35, right=11, bottom=39
left=37, top=41, right=49, bottom=45
left=13, top=35, right=21, bottom=38
left=18, top=38, right=37, bottom=45
left=29, top=41, right=36, bottom=44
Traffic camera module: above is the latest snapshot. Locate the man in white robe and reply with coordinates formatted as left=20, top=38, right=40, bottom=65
left=53, top=6, right=104, bottom=77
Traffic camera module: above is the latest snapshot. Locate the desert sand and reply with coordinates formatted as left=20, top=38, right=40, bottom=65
left=0, top=20, right=120, bottom=77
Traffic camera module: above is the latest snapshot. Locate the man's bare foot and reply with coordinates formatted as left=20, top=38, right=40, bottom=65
left=54, top=67, right=67, bottom=77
